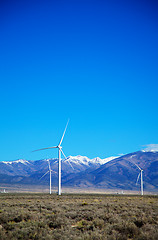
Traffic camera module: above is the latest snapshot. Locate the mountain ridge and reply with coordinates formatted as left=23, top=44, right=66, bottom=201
left=0, top=151, right=157, bottom=192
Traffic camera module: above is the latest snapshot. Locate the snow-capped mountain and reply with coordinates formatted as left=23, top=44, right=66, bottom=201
left=64, top=151, right=158, bottom=191
left=64, top=155, right=118, bottom=166
left=0, top=152, right=157, bottom=191
left=142, top=144, right=158, bottom=153
left=61, top=155, right=118, bottom=173
left=0, top=155, right=118, bottom=177
left=142, top=149, right=158, bottom=153
left=2, top=159, right=31, bottom=165
left=0, top=155, right=119, bottom=186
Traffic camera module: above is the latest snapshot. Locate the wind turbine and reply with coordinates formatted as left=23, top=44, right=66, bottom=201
left=33, top=120, right=70, bottom=195
left=130, top=160, right=144, bottom=195
left=40, top=159, right=53, bottom=194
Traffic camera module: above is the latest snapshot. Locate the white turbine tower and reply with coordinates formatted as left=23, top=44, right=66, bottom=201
left=40, top=159, right=52, bottom=194
left=130, top=160, right=144, bottom=195
left=33, top=120, right=69, bottom=195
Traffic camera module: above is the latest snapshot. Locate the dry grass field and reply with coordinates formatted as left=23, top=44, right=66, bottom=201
left=0, top=193, right=157, bottom=240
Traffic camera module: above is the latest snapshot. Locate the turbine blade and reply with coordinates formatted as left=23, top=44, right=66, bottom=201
left=136, top=172, right=140, bottom=185
left=58, top=119, right=69, bottom=146
left=32, top=146, right=57, bottom=152
left=40, top=171, right=49, bottom=180
left=134, top=163, right=141, bottom=171
left=130, top=160, right=142, bottom=171
left=67, top=160, right=74, bottom=170
left=61, top=149, right=74, bottom=170
left=61, top=149, right=67, bottom=159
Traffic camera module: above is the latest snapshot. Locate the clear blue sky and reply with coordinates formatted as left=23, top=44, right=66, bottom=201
left=0, top=0, right=158, bottom=161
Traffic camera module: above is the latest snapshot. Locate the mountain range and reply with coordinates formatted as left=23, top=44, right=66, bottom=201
left=0, top=151, right=157, bottom=192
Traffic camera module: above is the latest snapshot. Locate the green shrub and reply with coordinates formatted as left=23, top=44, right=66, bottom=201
left=0, top=193, right=157, bottom=240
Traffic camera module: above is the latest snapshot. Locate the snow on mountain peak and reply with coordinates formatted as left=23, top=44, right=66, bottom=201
left=99, top=156, right=119, bottom=164
left=142, top=144, right=158, bottom=153
left=64, top=156, right=92, bottom=166
left=2, top=159, right=30, bottom=165
left=1, top=155, right=119, bottom=168
left=63, top=155, right=119, bottom=166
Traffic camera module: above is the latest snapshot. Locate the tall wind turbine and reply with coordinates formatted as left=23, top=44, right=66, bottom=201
left=33, top=120, right=69, bottom=195
left=40, top=159, right=53, bottom=194
left=130, top=160, right=144, bottom=195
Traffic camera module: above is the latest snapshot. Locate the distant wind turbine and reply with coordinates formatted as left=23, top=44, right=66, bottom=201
left=130, top=160, right=144, bottom=195
left=32, top=119, right=70, bottom=195
left=40, top=159, right=53, bottom=194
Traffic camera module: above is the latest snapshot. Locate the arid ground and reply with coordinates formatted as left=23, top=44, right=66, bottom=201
left=0, top=193, right=157, bottom=240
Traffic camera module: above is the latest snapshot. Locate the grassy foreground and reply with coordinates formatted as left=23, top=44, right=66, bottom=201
left=0, top=193, right=157, bottom=240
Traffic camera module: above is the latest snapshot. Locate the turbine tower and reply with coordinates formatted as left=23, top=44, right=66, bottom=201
left=131, top=160, right=144, bottom=195
left=40, top=159, right=52, bottom=194
left=33, top=120, right=69, bottom=195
